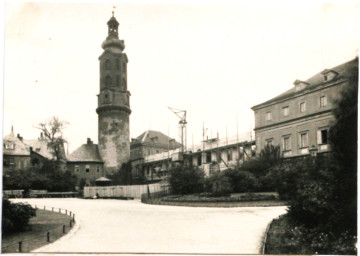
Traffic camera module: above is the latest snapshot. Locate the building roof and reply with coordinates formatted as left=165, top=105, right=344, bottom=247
left=252, top=57, right=358, bottom=110
left=3, top=131, right=29, bottom=156
left=67, top=138, right=103, bottom=162
left=131, top=130, right=182, bottom=149
left=23, top=139, right=54, bottom=159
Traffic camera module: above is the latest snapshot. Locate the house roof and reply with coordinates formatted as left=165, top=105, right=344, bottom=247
left=3, top=129, right=65, bottom=160
left=23, top=139, right=54, bottom=159
left=131, top=130, right=182, bottom=148
left=67, top=140, right=103, bottom=162
left=3, top=132, right=29, bottom=156
left=252, top=57, right=358, bottom=110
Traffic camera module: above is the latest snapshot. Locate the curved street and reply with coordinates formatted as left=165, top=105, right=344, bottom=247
left=13, top=198, right=287, bottom=254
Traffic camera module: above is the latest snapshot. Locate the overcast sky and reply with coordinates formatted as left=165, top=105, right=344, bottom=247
left=3, top=1, right=359, bottom=154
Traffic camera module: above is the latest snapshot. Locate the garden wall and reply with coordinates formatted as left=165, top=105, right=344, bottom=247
left=83, top=183, right=164, bottom=199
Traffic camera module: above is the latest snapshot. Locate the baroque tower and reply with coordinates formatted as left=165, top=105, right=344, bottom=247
left=96, top=13, right=131, bottom=174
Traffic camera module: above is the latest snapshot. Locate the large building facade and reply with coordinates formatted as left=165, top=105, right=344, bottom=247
left=96, top=13, right=131, bottom=174
left=251, top=58, right=358, bottom=157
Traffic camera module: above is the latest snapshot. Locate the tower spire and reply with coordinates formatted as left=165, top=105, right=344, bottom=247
left=112, top=6, right=115, bottom=17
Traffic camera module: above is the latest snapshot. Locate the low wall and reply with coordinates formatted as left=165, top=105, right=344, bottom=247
left=84, top=183, right=164, bottom=199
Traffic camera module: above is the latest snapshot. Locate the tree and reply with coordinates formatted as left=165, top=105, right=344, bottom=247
left=328, top=71, right=358, bottom=236
left=168, top=165, right=205, bottom=194
left=109, top=162, right=133, bottom=185
left=37, top=116, right=68, bottom=162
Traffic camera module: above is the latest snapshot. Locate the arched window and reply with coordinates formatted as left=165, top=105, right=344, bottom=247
left=116, top=59, right=120, bottom=70
left=105, top=60, right=111, bottom=70
left=122, top=63, right=126, bottom=73
left=116, top=75, right=120, bottom=87
left=105, top=76, right=112, bottom=86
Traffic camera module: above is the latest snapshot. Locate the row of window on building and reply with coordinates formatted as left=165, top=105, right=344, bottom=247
left=265, top=96, right=327, bottom=121
left=266, top=128, right=328, bottom=151
left=74, top=165, right=101, bottom=173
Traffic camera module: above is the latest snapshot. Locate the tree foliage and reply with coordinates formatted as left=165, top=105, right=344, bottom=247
left=168, top=165, right=205, bottom=194
left=2, top=199, right=36, bottom=235
left=37, top=116, right=68, bottom=161
left=205, top=171, right=232, bottom=196
left=3, top=161, right=77, bottom=192
left=267, top=73, right=358, bottom=253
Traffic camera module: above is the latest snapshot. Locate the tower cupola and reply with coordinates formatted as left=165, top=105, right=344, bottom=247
left=102, top=12, right=124, bottom=51
left=107, top=12, right=119, bottom=39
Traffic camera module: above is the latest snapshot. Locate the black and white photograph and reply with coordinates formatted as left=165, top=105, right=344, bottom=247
left=1, top=0, right=358, bottom=254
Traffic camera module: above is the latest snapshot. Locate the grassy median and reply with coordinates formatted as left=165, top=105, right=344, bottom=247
left=2, top=209, right=73, bottom=253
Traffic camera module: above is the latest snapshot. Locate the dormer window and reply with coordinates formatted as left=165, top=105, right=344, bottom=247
left=321, top=69, right=338, bottom=82
left=294, top=80, right=310, bottom=92
left=5, top=143, right=15, bottom=150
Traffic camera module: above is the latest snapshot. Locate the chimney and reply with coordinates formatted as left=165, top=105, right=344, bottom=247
left=87, top=138, right=93, bottom=144
left=17, top=133, right=23, bottom=141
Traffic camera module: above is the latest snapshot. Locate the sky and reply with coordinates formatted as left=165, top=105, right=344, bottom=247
left=2, top=0, right=359, bottom=154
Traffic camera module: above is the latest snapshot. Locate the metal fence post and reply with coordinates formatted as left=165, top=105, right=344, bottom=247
left=59, top=208, right=61, bottom=213
left=44, top=206, right=46, bottom=210
left=65, top=209, right=67, bottom=215
left=70, top=211, right=72, bottom=217
left=18, top=241, right=22, bottom=252
left=47, top=232, right=50, bottom=242
left=63, top=225, right=66, bottom=234
left=73, top=214, right=75, bottom=222
left=52, top=207, right=54, bottom=212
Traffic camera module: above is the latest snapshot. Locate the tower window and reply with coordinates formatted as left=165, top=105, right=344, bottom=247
left=105, top=60, right=111, bottom=70
left=116, top=75, right=120, bottom=87
left=116, top=59, right=120, bottom=70
left=86, top=165, right=90, bottom=173
left=123, top=63, right=126, bottom=73
left=105, top=76, right=112, bottom=86
left=122, top=78, right=126, bottom=89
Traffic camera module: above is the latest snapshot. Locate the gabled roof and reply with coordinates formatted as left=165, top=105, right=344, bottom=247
left=3, top=132, right=29, bottom=156
left=3, top=130, right=65, bottom=160
left=131, top=130, right=182, bottom=149
left=23, top=139, right=54, bottom=159
left=67, top=140, right=103, bottom=162
left=252, top=57, right=358, bottom=110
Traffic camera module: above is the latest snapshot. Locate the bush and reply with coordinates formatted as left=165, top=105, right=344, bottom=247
left=205, top=171, right=232, bottom=196
left=2, top=199, right=36, bottom=235
left=223, top=168, right=258, bottom=193
left=266, top=214, right=356, bottom=255
left=168, top=165, right=205, bottom=195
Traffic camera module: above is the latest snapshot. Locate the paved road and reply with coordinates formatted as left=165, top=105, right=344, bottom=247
left=13, top=198, right=287, bottom=254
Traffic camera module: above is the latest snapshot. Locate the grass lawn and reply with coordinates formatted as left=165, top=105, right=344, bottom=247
left=143, top=193, right=288, bottom=207
left=2, top=209, right=73, bottom=253
left=144, top=199, right=287, bottom=207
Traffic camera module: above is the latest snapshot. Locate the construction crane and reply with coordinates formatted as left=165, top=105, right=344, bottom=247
left=168, top=107, right=187, bottom=153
